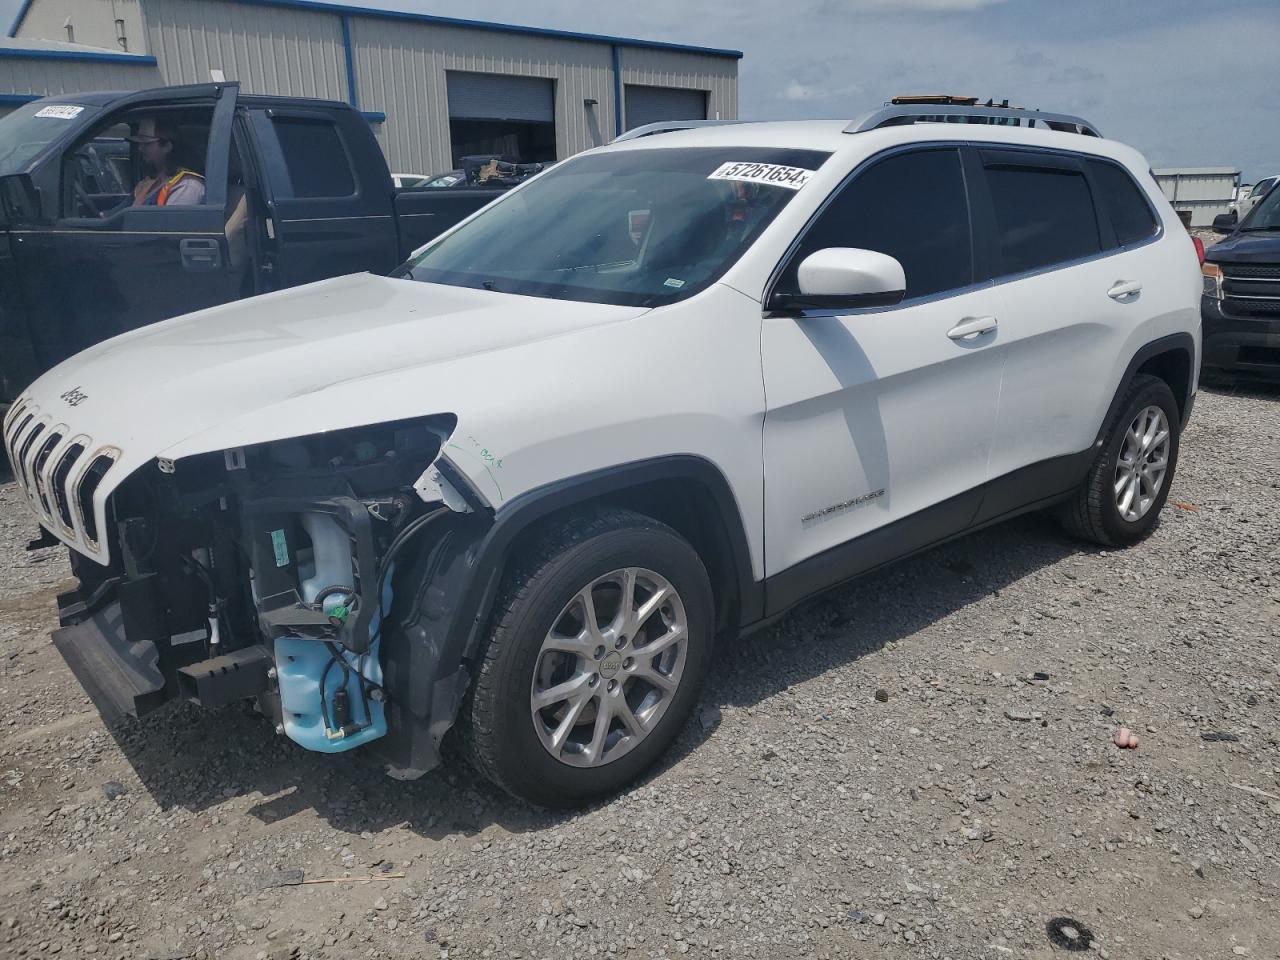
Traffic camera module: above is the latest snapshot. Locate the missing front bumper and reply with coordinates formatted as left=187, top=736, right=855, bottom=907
left=51, top=602, right=167, bottom=721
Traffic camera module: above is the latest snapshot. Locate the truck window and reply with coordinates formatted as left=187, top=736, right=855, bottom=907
left=1249, top=178, right=1275, bottom=198
left=63, top=107, right=215, bottom=217
left=0, top=100, right=101, bottom=176
left=271, top=117, right=356, bottom=198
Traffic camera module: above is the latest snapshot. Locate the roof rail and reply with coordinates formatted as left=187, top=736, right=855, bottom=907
left=846, top=104, right=1102, bottom=138
left=613, top=119, right=746, bottom=142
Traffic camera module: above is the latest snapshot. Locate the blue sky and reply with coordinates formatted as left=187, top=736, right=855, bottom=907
left=6, top=0, right=1278, bottom=180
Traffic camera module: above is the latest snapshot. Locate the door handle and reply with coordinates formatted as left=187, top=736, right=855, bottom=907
left=180, top=236, right=223, bottom=272
left=947, top=315, right=998, bottom=341
left=1107, top=279, right=1142, bottom=300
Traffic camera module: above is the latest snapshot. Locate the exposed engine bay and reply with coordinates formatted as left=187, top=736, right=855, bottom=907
left=50, top=415, right=490, bottom=777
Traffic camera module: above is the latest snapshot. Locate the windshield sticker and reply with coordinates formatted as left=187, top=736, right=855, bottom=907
left=34, top=105, right=84, bottom=120
left=663, top=278, right=686, bottom=289
left=708, top=161, right=813, bottom=191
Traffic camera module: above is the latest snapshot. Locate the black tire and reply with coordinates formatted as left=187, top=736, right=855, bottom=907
left=1058, top=374, right=1181, bottom=547
left=457, top=506, right=713, bottom=808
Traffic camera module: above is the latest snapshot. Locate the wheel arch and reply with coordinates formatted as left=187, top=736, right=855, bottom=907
left=374, top=455, right=760, bottom=779
left=477, top=455, right=762, bottom=650
left=1098, top=333, right=1197, bottom=443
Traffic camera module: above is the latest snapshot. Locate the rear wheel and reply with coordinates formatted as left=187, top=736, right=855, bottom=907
left=458, top=507, right=712, bottom=807
left=1058, top=374, right=1180, bottom=547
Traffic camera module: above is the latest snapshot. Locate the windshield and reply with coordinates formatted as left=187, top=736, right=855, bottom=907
left=1243, top=181, right=1280, bottom=231
left=403, top=146, right=830, bottom=307
left=424, top=172, right=463, bottom=187
left=0, top=100, right=98, bottom=176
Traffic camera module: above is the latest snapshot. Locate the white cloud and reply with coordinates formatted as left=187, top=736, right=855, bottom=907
left=783, top=77, right=863, bottom=101
left=783, top=79, right=819, bottom=101
left=865, top=0, right=1008, bottom=8
left=1049, top=64, right=1104, bottom=83
left=817, top=0, right=1011, bottom=11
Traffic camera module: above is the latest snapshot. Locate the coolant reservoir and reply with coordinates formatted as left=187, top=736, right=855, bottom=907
left=299, top=512, right=351, bottom=612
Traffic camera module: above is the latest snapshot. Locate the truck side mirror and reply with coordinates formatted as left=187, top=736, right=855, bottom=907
left=1212, top=212, right=1237, bottom=235
left=0, top=173, right=40, bottom=225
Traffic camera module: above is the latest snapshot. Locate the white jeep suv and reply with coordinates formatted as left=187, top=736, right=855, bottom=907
left=4, top=103, right=1200, bottom=807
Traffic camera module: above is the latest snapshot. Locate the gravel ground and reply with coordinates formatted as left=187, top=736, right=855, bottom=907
left=1, top=385, right=1278, bottom=960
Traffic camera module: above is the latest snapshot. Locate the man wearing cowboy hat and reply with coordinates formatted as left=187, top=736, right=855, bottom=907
left=130, top=117, right=206, bottom=207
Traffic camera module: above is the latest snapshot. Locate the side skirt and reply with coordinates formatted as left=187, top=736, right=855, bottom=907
left=756, top=448, right=1094, bottom=624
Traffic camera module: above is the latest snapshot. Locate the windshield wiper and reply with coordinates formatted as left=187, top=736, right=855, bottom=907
left=1239, top=225, right=1280, bottom=232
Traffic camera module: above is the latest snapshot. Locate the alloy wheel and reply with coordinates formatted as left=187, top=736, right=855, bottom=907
left=1114, top=404, right=1171, bottom=522
left=530, top=567, right=688, bottom=767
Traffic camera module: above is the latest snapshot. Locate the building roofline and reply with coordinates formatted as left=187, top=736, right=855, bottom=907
left=0, top=45, right=158, bottom=64
left=1151, top=167, right=1241, bottom=176
left=8, top=0, right=35, bottom=37
left=206, top=0, right=743, bottom=58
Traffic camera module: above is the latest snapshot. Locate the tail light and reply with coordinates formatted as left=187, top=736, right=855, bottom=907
left=1192, top=235, right=1205, bottom=264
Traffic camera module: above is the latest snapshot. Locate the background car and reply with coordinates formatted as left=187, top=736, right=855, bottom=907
left=1233, top=175, right=1278, bottom=220
left=1203, top=179, right=1280, bottom=380
left=391, top=173, right=431, bottom=188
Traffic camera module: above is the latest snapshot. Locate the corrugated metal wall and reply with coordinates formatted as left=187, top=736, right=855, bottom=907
left=7, top=0, right=739, bottom=174
left=1153, top=168, right=1240, bottom=227
left=15, top=0, right=147, bottom=52
left=350, top=18, right=615, bottom=173
left=0, top=56, right=160, bottom=95
left=142, top=0, right=347, bottom=100
left=618, top=47, right=737, bottom=127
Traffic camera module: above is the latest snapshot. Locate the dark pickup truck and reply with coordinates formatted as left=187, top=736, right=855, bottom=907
left=1202, top=181, right=1280, bottom=380
left=0, top=82, right=512, bottom=401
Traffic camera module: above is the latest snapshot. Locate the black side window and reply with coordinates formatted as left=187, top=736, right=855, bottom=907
left=272, top=117, right=355, bottom=198
left=983, top=162, right=1100, bottom=276
left=1087, top=160, right=1158, bottom=247
left=782, top=148, right=972, bottom=301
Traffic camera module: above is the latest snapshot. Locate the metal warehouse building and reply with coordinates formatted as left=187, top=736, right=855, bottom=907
left=1152, top=167, right=1241, bottom=228
left=1, top=0, right=740, bottom=173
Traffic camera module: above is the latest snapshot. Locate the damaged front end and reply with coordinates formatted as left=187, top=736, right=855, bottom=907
left=52, top=414, right=492, bottom=777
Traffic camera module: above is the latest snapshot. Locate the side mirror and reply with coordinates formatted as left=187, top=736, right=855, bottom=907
left=0, top=173, right=40, bottom=225
left=772, top=247, right=906, bottom=311
left=1212, top=212, right=1237, bottom=235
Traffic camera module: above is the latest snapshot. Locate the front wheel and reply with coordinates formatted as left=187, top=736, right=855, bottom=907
left=457, top=507, right=713, bottom=807
left=1058, top=373, right=1181, bottom=547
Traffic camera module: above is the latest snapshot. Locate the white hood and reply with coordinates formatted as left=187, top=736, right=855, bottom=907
left=6, top=273, right=645, bottom=562
left=27, top=272, right=645, bottom=457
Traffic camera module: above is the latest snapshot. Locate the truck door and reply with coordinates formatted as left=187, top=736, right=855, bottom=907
left=247, top=106, right=400, bottom=289
left=7, top=84, right=242, bottom=371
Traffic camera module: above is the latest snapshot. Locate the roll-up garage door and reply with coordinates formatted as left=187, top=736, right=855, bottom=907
left=624, top=85, right=707, bottom=131
left=447, top=72, right=555, bottom=122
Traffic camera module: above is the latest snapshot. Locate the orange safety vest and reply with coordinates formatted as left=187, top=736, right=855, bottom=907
left=144, top=169, right=205, bottom=206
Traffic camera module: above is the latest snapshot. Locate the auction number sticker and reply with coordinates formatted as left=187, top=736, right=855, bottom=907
left=708, top=161, right=813, bottom=191
left=34, top=105, right=84, bottom=120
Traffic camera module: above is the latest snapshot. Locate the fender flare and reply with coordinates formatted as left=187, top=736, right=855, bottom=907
left=1094, top=332, right=1197, bottom=445
left=459, top=454, right=761, bottom=657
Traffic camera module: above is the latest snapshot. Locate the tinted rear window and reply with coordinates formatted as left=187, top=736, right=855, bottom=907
left=272, top=117, right=355, bottom=198
left=984, top=163, right=1101, bottom=276
left=1088, top=160, right=1158, bottom=247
